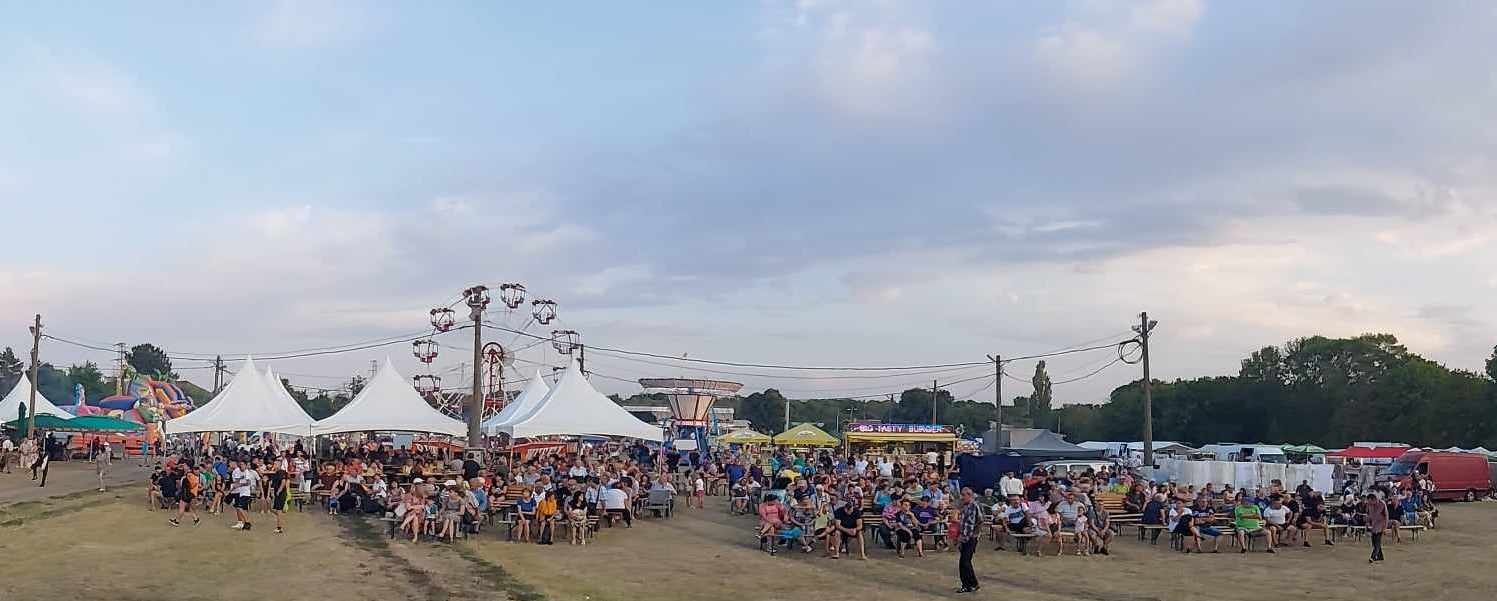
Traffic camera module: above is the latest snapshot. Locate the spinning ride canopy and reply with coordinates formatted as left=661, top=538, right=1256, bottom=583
left=0, top=374, right=73, bottom=420
left=482, top=369, right=551, bottom=435
left=498, top=359, right=663, bottom=441
left=636, top=378, right=742, bottom=427
left=164, top=357, right=315, bottom=435
left=312, top=358, right=466, bottom=437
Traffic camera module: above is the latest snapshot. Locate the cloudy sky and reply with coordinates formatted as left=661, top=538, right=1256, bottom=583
left=2, top=1, right=1495, bottom=404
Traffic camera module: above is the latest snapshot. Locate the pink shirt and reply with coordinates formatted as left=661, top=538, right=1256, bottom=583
left=758, top=503, right=787, bottom=528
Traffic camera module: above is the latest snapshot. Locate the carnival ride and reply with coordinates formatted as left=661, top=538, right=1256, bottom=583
left=636, top=377, right=743, bottom=452
left=419, top=282, right=574, bottom=426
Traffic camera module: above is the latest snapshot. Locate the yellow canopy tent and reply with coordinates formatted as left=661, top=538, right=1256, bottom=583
left=717, top=429, right=771, bottom=445
left=773, top=423, right=840, bottom=447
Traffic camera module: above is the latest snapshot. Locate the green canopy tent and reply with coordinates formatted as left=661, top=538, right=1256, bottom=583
left=2, top=414, right=142, bottom=433
left=1281, top=444, right=1329, bottom=459
left=773, top=423, right=840, bottom=447
left=66, top=416, right=145, bottom=432
left=3, top=414, right=75, bottom=431
left=717, top=429, right=772, bottom=445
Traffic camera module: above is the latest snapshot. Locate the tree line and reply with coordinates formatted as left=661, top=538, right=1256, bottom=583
left=613, top=334, right=1497, bottom=450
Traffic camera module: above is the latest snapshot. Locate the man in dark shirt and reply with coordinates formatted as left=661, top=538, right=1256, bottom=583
left=462, top=455, right=481, bottom=481
left=1141, top=493, right=1166, bottom=543
left=831, top=499, right=866, bottom=559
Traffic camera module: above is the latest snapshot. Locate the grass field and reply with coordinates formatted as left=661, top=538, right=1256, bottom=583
left=4, top=486, right=1497, bottom=601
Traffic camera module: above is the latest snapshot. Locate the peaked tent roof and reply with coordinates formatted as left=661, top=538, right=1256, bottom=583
left=164, top=357, right=315, bottom=435
left=1, top=374, right=73, bottom=420
left=773, top=423, right=839, bottom=447
left=717, top=429, right=771, bottom=445
left=312, top=358, right=466, bottom=437
left=482, top=370, right=550, bottom=435
left=1003, top=429, right=1105, bottom=458
left=499, top=360, right=662, bottom=441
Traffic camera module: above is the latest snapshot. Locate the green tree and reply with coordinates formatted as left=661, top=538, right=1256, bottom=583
left=1029, top=361, right=1053, bottom=429
left=738, top=389, right=788, bottom=433
left=126, top=343, right=175, bottom=378
left=346, top=375, right=367, bottom=397
left=65, top=362, right=111, bottom=403
left=0, top=347, right=23, bottom=393
left=1486, top=345, right=1497, bottom=381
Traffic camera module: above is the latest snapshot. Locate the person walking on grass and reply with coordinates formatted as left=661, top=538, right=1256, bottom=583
left=269, top=466, right=290, bottom=534
left=1365, top=492, right=1387, bottom=564
left=95, top=441, right=111, bottom=492
left=169, top=463, right=202, bottom=527
left=955, top=487, right=982, bottom=594
left=230, top=459, right=258, bottom=531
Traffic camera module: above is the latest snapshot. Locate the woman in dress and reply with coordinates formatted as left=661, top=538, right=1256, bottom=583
left=19, top=435, right=39, bottom=481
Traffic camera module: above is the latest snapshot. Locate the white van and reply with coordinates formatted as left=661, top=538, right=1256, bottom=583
left=1198, top=443, right=1288, bottom=463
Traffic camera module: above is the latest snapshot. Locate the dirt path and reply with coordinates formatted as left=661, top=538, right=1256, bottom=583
left=0, top=461, right=153, bottom=505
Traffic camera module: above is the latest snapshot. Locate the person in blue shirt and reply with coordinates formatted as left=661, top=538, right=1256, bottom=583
left=725, top=461, right=745, bottom=487
left=471, top=479, right=489, bottom=513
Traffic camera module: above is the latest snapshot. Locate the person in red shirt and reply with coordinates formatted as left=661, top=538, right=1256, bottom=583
left=757, top=496, right=789, bottom=555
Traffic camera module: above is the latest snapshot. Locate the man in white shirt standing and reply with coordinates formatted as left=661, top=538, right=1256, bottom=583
left=999, top=471, right=1025, bottom=499
left=568, top=462, right=589, bottom=480
left=1, top=437, right=15, bottom=473
left=853, top=455, right=869, bottom=476
left=877, top=457, right=894, bottom=479
left=601, top=483, right=632, bottom=527
left=230, top=460, right=259, bottom=531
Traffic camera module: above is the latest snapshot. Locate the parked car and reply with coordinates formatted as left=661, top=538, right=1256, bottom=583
left=1380, top=450, right=1492, bottom=501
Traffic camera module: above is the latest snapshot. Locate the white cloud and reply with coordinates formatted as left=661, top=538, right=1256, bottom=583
left=1130, top=0, right=1205, bottom=36
left=1033, top=0, right=1204, bottom=89
left=255, top=0, right=382, bottom=49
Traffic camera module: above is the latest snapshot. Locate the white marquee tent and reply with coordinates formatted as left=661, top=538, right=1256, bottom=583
left=1, top=374, right=73, bottom=421
left=311, top=358, right=466, bottom=437
left=497, top=360, right=662, bottom=441
left=482, top=370, right=551, bottom=435
left=164, top=357, right=315, bottom=435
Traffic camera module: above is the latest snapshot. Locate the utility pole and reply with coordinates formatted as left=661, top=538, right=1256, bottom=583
left=783, top=396, right=790, bottom=432
left=1133, top=312, right=1158, bottom=467
left=577, top=344, right=587, bottom=375
left=25, top=315, right=42, bottom=434
left=114, top=342, right=126, bottom=395
left=212, top=355, right=224, bottom=395
left=988, top=354, right=1003, bottom=446
left=464, top=286, right=489, bottom=451
left=368, top=360, right=379, bottom=380
left=931, top=379, right=939, bottom=425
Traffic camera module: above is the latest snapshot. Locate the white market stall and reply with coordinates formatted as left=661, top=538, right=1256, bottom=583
left=495, top=360, right=662, bottom=441
left=1, top=373, right=74, bottom=421
left=481, top=369, right=550, bottom=436
left=164, top=357, right=315, bottom=435
left=311, top=358, right=466, bottom=437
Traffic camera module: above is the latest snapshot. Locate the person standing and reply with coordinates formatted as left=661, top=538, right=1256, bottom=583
left=37, top=434, right=56, bottom=487
left=95, top=441, right=111, bottom=492
left=1365, top=492, right=1387, bottom=564
left=230, top=460, right=258, bottom=531
left=20, top=435, right=39, bottom=481
left=955, top=487, right=982, bottom=594
left=2, top=435, right=15, bottom=473
left=169, top=464, right=202, bottom=527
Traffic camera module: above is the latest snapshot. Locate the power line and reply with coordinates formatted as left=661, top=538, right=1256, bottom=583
left=585, top=350, right=992, bottom=381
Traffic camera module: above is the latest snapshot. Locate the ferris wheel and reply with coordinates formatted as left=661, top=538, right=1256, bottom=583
left=417, top=282, right=570, bottom=422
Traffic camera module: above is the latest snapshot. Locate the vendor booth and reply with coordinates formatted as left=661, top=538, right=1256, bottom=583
left=844, top=423, right=958, bottom=463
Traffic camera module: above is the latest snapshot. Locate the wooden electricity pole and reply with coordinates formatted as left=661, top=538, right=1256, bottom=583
left=1134, top=312, right=1158, bottom=467
left=25, top=314, right=42, bottom=434
left=931, top=379, right=938, bottom=424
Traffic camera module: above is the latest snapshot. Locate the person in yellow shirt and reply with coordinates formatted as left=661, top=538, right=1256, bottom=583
left=536, top=489, right=560, bottom=545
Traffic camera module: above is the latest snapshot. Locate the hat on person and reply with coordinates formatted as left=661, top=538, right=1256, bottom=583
left=444, top=479, right=457, bottom=486
left=413, top=478, right=424, bottom=483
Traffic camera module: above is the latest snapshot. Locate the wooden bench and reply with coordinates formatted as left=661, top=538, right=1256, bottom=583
left=994, top=530, right=1043, bottom=555
left=1109, top=513, right=1142, bottom=534
left=1398, top=525, right=1426, bottom=542
left=1136, top=524, right=1168, bottom=542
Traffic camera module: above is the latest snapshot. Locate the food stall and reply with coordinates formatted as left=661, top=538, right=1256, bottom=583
left=843, top=423, right=959, bottom=465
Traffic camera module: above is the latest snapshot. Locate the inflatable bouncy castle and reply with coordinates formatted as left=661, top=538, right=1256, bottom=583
left=64, top=375, right=194, bottom=445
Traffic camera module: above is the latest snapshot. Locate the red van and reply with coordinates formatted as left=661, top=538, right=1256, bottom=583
left=1382, top=451, right=1492, bottom=501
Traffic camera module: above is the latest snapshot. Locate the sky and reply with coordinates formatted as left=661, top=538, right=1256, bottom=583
left=2, top=1, right=1496, bottom=405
